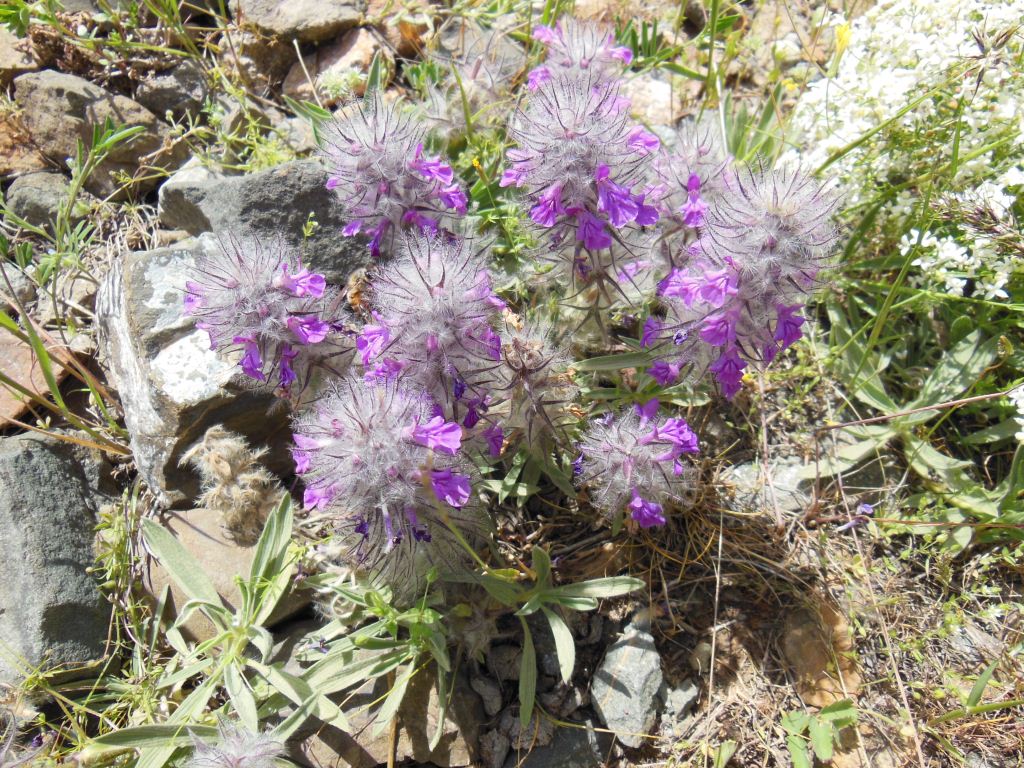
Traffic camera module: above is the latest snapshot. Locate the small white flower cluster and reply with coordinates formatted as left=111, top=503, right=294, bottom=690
left=784, top=0, right=1024, bottom=297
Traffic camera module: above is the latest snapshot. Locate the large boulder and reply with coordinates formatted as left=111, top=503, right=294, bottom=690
left=13, top=70, right=186, bottom=198
left=96, top=236, right=292, bottom=507
left=156, top=159, right=370, bottom=284
left=0, top=434, right=112, bottom=685
left=134, top=59, right=209, bottom=122
left=0, top=28, right=36, bottom=86
left=230, top=0, right=363, bottom=44
left=4, top=171, right=96, bottom=229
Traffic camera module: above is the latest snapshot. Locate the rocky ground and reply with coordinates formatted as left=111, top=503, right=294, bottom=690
left=1, top=1, right=1022, bottom=768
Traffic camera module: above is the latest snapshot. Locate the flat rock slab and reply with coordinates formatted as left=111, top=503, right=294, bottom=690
left=157, top=159, right=370, bottom=285
left=0, top=434, right=111, bottom=685
left=230, top=0, right=363, bottom=43
left=590, top=623, right=663, bottom=748
left=96, top=236, right=291, bottom=507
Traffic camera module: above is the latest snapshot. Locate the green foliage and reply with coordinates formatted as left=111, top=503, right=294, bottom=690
left=781, top=699, right=858, bottom=767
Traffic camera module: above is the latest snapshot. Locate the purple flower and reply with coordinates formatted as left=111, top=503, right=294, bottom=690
left=410, top=415, right=463, bottom=455
left=343, top=220, right=363, bottom=236
left=275, top=264, right=327, bottom=298
left=648, top=359, right=682, bottom=386
left=773, top=304, right=806, bottom=351
left=403, top=210, right=440, bottom=234
left=626, top=126, right=659, bottom=155
left=628, top=489, right=665, bottom=527
left=532, top=24, right=558, bottom=44
left=595, top=164, right=639, bottom=227
left=438, top=184, right=468, bottom=213
left=575, top=210, right=612, bottom=250
left=641, top=317, right=662, bottom=347
left=698, top=265, right=738, bottom=307
left=364, top=357, right=405, bottom=381
left=654, top=417, right=699, bottom=454
left=304, top=484, right=336, bottom=510
left=634, top=398, right=660, bottom=425
left=235, top=335, right=267, bottom=381
left=357, top=322, right=390, bottom=365
left=658, top=269, right=703, bottom=306
left=292, top=433, right=321, bottom=473
left=430, top=468, right=472, bottom=507
left=530, top=184, right=565, bottom=227
left=709, top=347, right=746, bottom=399
left=483, top=424, right=504, bottom=457
left=633, top=194, right=660, bottom=226
left=617, top=259, right=651, bottom=284
left=287, top=315, right=330, bottom=345
left=528, top=66, right=553, bottom=90
left=699, top=310, right=737, bottom=347
left=279, top=344, right=298, bottom=388
left=411, top=143, right=455, bottom=185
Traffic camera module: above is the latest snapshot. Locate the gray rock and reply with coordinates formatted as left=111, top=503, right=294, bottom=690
left=487, top=644, right=522, bottom=682
left=135, top=59, right=209, bottom=122
left=590, top=622, right=663, bottom=748
left=219, top=29, right=295, bottom=89
left=0, top=260, right=36, bottom=306
left=95, top=236, right=290, bottom=507
left=724, top=458, right=810, bottom=514
left=471, top=674, right=503, bottom=717
left=480, top=729, right=510, bottom=768
left=156, top=159, right=370, bottom=284
left=502, top=714, right=611, bottom=768
left=13, top=70, right=186, bottom=198
left=0, top=434, right=112, bottom=685
left=230, top=0, right=363, bottom=43
left=0, top=28, right=36, bottom=86
left=4, top=171, right=95, bottom=229
left=498, top=708, right=554, bottom=750
left=663, top=678, right=699, bottom=720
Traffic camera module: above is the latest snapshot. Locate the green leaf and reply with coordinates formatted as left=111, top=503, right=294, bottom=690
left=541, top=607, right=575, bottom=684
left=808, top=717, right=834, bottom=762
left=712, top=739, right=738, bottom=768
left=780, top=710, right=810, bottom=735
left=141, top=519, right=221, bottom=606
left=787, top=735, right=811, bottom=768
left=366, top=50, right=384, bottom=93
left=963, top=418, right=1019, bottom=445
left=518, top=616, right=537, bottom=727
left=573, top=350, right=652, bottom=371
left=223, top=663, right=258, bottom=732
left=800, top=425, right=896, bottom=479
left=532, top=547, right=552, bottom=588
left=373, top=662, right=416, bottom=736
left=430, top=667, right=449, bottom=751
left=549, top=576, right=644, bottom=600
left=249, top=495, right=295, bottom=625
left=82, top=724, right=217, bottom=755
left=818, top=698, right=858, bottom=726
left=967, top=660, right=998, bottom=707
left=903, top=434, right=972, bottom=489
left=907, top=331, right=997, bottom=412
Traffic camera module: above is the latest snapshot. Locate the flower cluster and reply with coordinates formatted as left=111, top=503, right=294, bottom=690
left=292, top=377, right=485, bottom=588
left=503, top=64, right=661, bottom=289
left=577, top=400, right=699, bottom=527
left=183, top=235, right=352, bottom=395
left=527, top=18, right=634, bottom=89
left=644, top=166, right=840, bottom=397
left=358, top=233, right=506, bottom=414
left=319, top=93, right=468, bottom=258
left=783, top=0, right=1024, bottom=298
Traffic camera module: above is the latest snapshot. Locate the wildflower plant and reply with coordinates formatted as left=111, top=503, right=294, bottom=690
left=185, top=722, right=282, bottom=768
left=319, top=93, right=468, bottom=258
left=527, top=18, right=635, bottom=89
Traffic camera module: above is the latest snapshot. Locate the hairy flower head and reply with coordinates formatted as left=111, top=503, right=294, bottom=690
left=503, top=71, right=659, bottom=252
left=529, top=19, right=633, bottom=85
left=319, top=93, right=467, bottom=258
left=292, top=377, right=485, bottom=591
left=185, top=722, right=282, bottom=768
left=362, top=232, right=506, bottom=412
left=577, top=400, right=699, bottom=527
left=184, top=235, right=352, bottom=394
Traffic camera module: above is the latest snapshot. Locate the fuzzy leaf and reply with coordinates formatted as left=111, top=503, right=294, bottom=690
left=907, top=331, right=997, bottom=412
left=808, top=717, right=834, bottom=762
left=141, top=519, right=221, bottom=607
left=541, top=606, right=575, bottom=684
left=549, top=576, right=644, bottom=600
